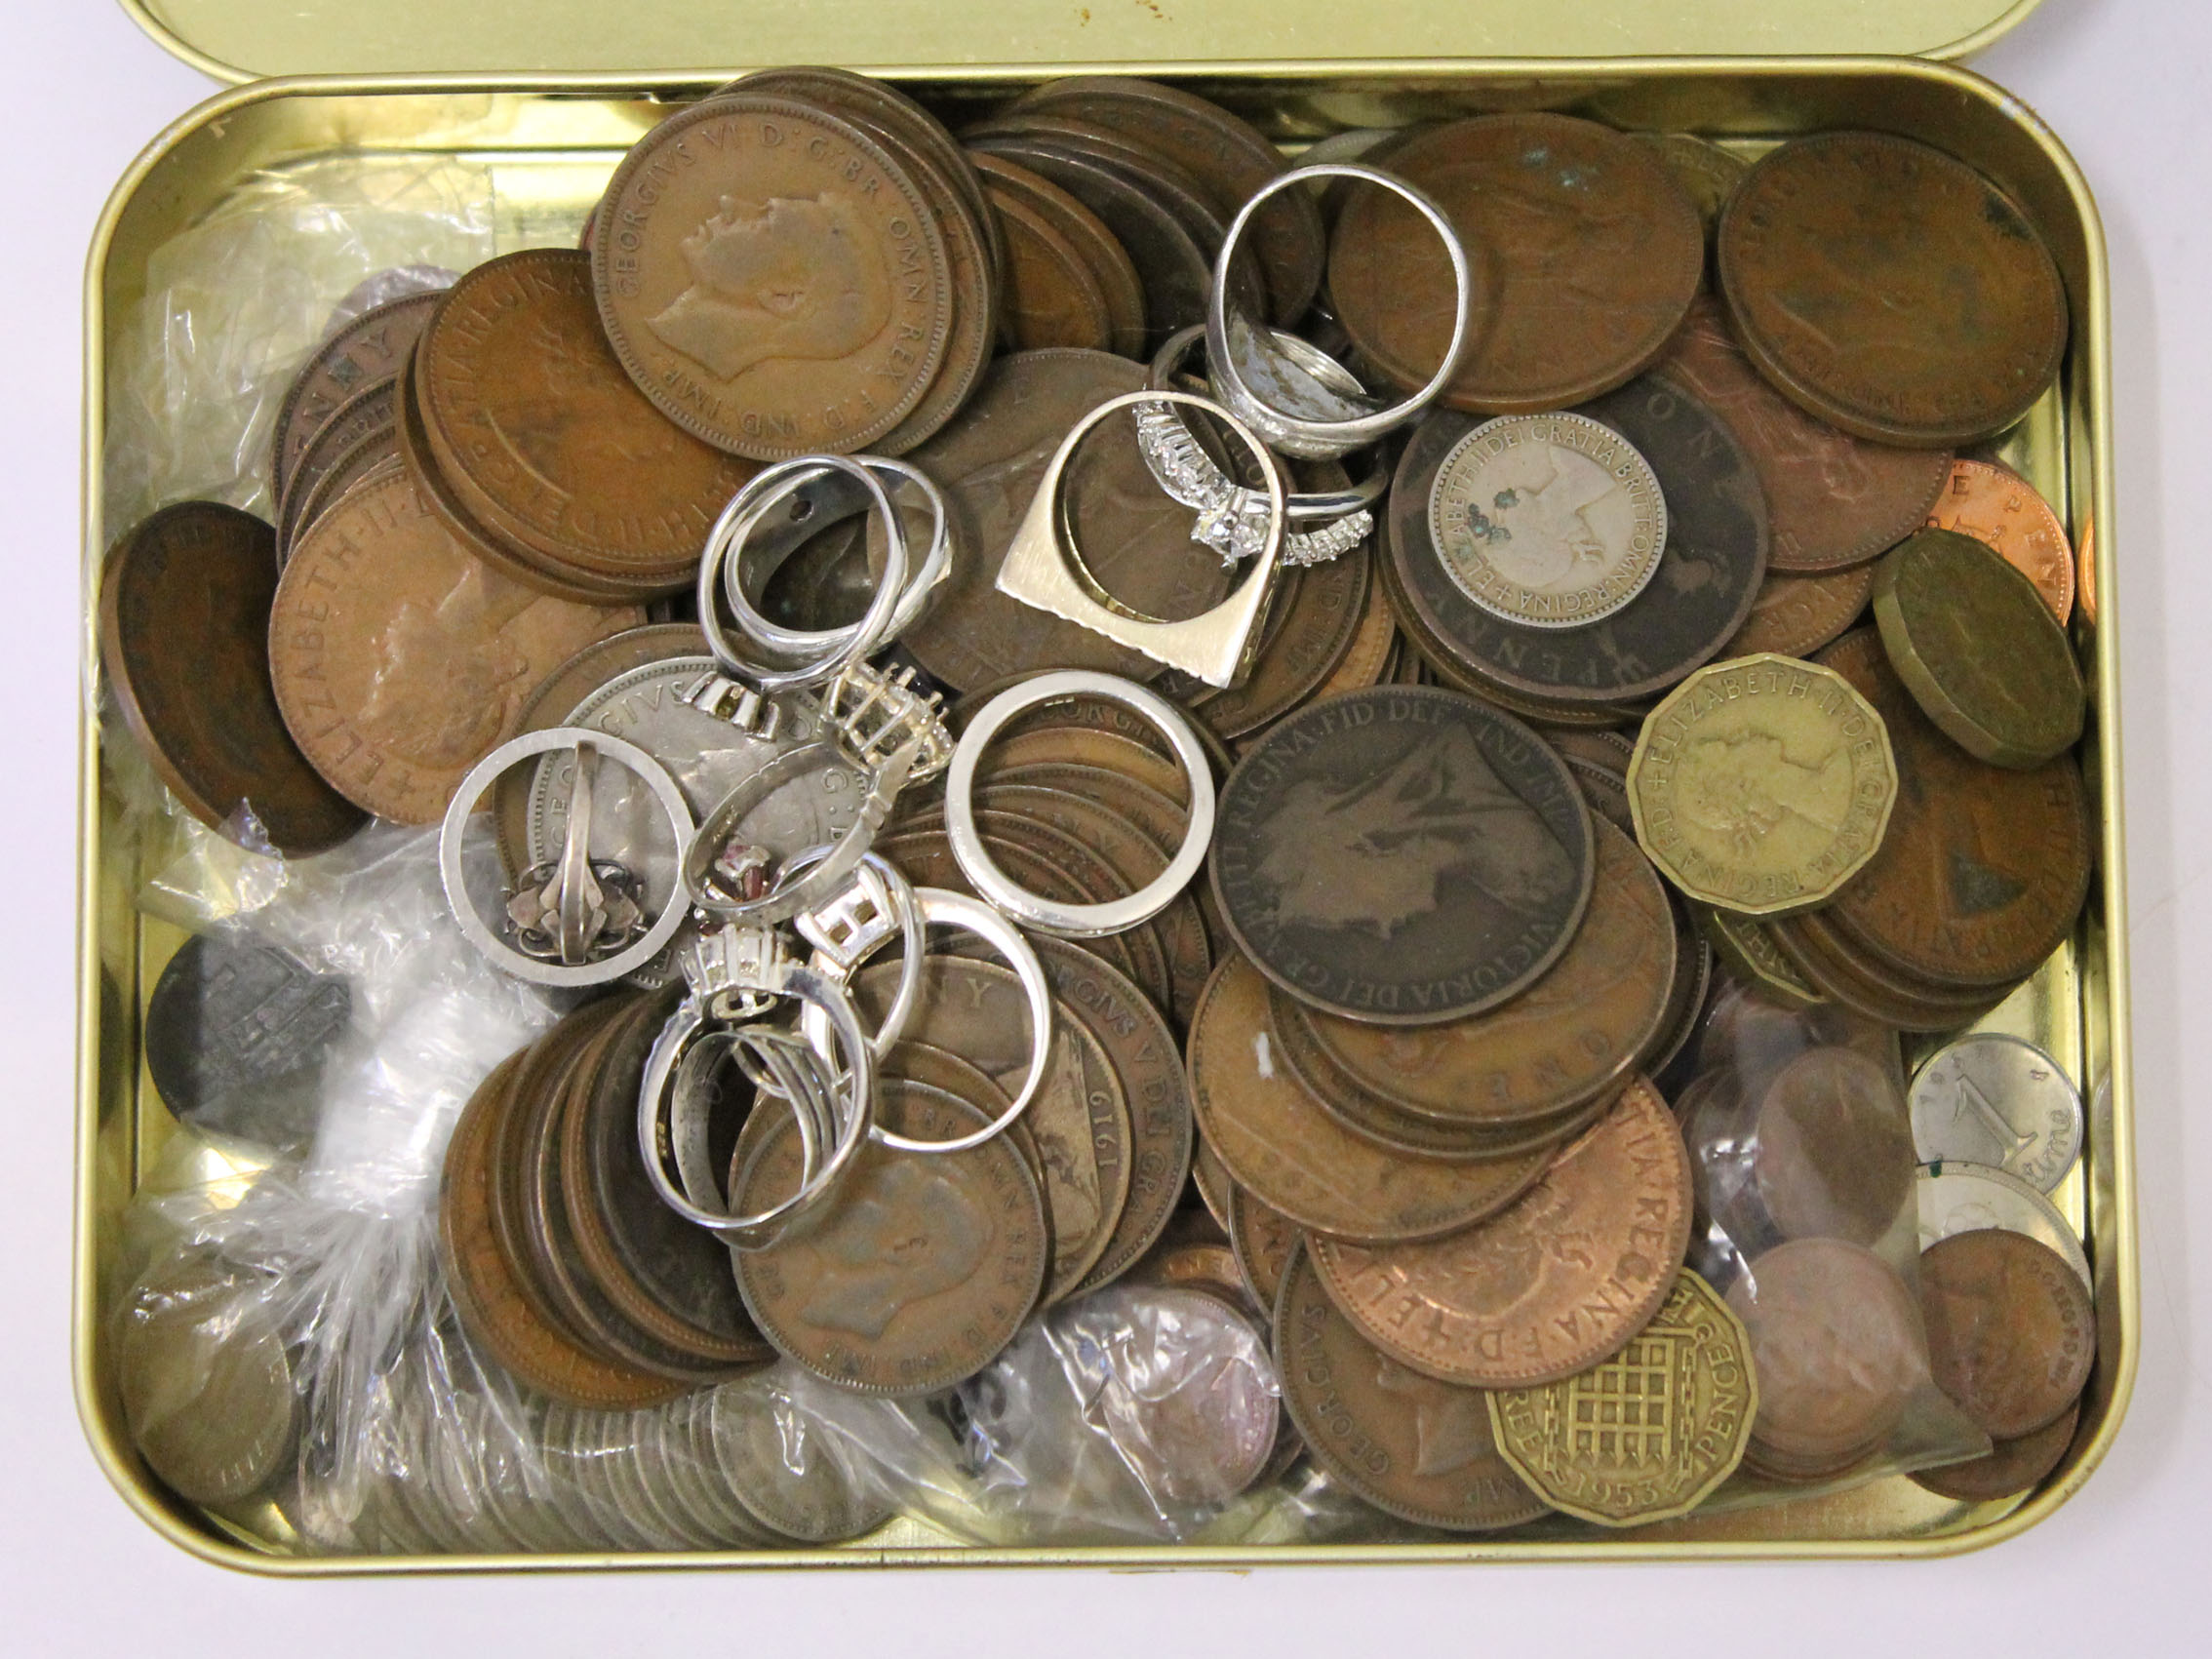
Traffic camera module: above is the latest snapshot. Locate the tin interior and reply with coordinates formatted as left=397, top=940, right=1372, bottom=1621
left=77, top=57, right=2132, bottom=1570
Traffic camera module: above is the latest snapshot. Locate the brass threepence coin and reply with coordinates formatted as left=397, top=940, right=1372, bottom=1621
left=1910, top=1397, right=2078, bottom=1504
left=1909, top=1034, right=2083, bottom=1194
left=1923, top=457, right=2074, bottom=623
left=1424, top=413, right=1667, bottom=629
left=1627, top=652, right=1897, bottom=918
left=591, top=95, right=953, bottom=459
left=1488, top=1268, right=1756, bottom=1525
left=1310, top=1080, right=1692, bottom=1388
left=269, top=468, right=643, bottom=823
left=1718, top=131, right=2068, bottom=447
left=1276, top=1244, right=1551, bottom=1532
left=970, top=150, right=1148, bottom=356
left=1718, top=564, right=1877, bottom=661
left=1658, top=293, right=1953, bottom=573
left=101, top=503, right=366, bottom=854
left=1872, top=528, right=2085, bottom=770
left=1699, top=906, right=1826, bottom=1010
left=1750, top=1046, right=1916, bottom=1247
left=1332, top=114, right=1703, bottom=414
left=1211, top=688, right=1595, bottom=1025
left=1918, top=1227, right=2095, bottom=1440
left=732, top=1081, right=1049, bottom=1395
left=271, top=290, right=442, bottom=501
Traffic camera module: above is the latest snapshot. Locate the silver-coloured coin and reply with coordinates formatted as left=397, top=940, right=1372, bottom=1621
left=667, top=1391, right=779, bottom=1547
left=601, top=1408, right=707, bottom=1551
left=559, top=1405, right=660, bottom=1551
left=639, top=1401, right=744, bottom=1549
left=707, top=1375, right=893, bottom=1544
left=1910, top=1034, right=2082, bottom=1193
left=1916, top=1161, right=2090, bottom=1288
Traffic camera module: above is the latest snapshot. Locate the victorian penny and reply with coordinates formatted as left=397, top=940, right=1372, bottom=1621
left=1212, top=688, right=1595, bottom=1025
left=1718, top=565, right=1876, bottom=660
left=592, top=96, right=953, bottom=459
left=1873, top=529, right=2085, bottom=770
left=1227, top=1183, right=1298, bottom=1314
left=1911, top=1397, right=2078, bottom=1503
left=270, top=291, right=440, bottom=501
left=1918, top=1228, right=2096, bottom=1440
left=732, top=1081, right=1048, bottom=1395
left=100, top=502, right=366, bottom=853
left=1276, top=1244, right=1551, bottom=1532
left=1310, top=1079, right=1692, bottom=1387
left=1924, top=458, right=2074, bottom=622
left=968, top=151, right=1147, bottom=358
left=268, top=468, right=643, bottom=823
left=1658, top=292, right=1953, bottom=573
left=1332, top=114, right=1702, bottom=414
left=1718, top=132, right=2068, bottom=447
left=985, top=180, right=1115, bottom=351
left=1750, top=1047, right=1916, bottom=1247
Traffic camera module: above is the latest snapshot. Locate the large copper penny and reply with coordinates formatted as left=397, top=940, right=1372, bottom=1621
left=972, top=151, right=1146, bottom=356
left=1924, top=458, right=2074, bottom=623
left=268, top=468, right=643, bottom=823
left=591, top=96, right=953, bottom=460
left=1309, top=1079, right=1692, bottom=1388
left=1276, top=1244, right=1550, bottom=1532
left=985, top=179, right=1114, bottom=351
left=1227, top=1183, right=1297, bottom=1313
left=1718, top=132, right=2068, bottom=447
left=271, top=291, right=441, bottom=501
left=1197, top=543, right=1372, bottom=741
left=1918, top=1228, right=2095, bottom=1440
left=1332, top=114, right=1702, bottom=415
left=1751, top=1046, right=1916, bottom=1247
left=276, top=378, right=398, bottom=557
left=1718, top=564, right=1876, bottom=660
left=1910, top=1397, right=2078, bottom=1503
left=732, top=1081, right=1048, bottom=1395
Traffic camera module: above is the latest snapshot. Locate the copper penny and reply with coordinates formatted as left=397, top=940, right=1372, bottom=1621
left=977, top=725, right=1193, bottom=807
left=1309, top=1079, right=1692, bottom=1387
left=1751, top=1046, right=1916, bottom=1247
left=732, top=1081, right=1048, bottom=1395
left=1911, top=1396, right=2078, bottom=1503
left=1659, top=293, right=1953, bottom=573
left=99, top=502, right=365, bottom=854
left=1632, top=133, right=1749, bottom=234
left=1190, top=1132, right=1236, bottom=1231
left=1332, top=114, right=1702, bottom=415
left=1768, top=905, right=2011, bottom=1033
left=268, top=467, right=643, bottom=823
left=1276, top=1244, right=1551, bottom=1532
left=1719, top=564, right=1876, bottom=659
left=1923, top=458, right=2074, bottom=624
left=1227, top=1183, right=1298, bottom=1314
left=1718, top=132, right=2068, bottom=447
left=985, top=179, right=1115, bottom=351
left=591, top=96, right=953, bottom=460
left=968, top=152, right=1147, bottom=358
left=1199, top=544, right=1371, bottom=741
left=270, top=291, right=441, bottom=501
left=1294, top=570, right=1400, bottom=713
left=1918, top=1228, right=2096, bottom=1440
left=286, top=433, right=401, bottom=560
left=275, top=377, right=397, bottom=556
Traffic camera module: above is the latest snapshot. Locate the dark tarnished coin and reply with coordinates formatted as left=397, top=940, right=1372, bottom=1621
left=1299, top=571, right=1400, bottom=710
left=117, top=1260, right=298, bottom=1508
left=1751, top=1047, right=1916, bottom=1246
left=1767, top=906, right=2012, bottom=1032
left=969, top=151, right=1147, bottom=358
left=1659, top=293, right=1953, bottom=573
left=733, top=1081, right=1048, bottom=1395
left=1718, top=564, right=1876, bottom=660
left=1197, top=544, right=1371, bottom=740
left=1919, top=1228, right=2096, bottom=1440
left=1276, top=1244, right=1551, bottom=1532
left=1911, top=1397, right=2078, bottom=1503
left=1718, top=132, right=2068, bottom=447
left=100, top=502, right=366, bottom=853
left=1632, top=133, right=1749, bottom=233
left=143, top=932, right=349, bottom=1146
left=271, top=291, right=441, bottom=501
left=1872, top=529, right=2085, bottom=770
left=1924, top=457, right=2074, bottom=623
left=592, top=96, right=953, bottom=459
left=1332, top=114, right=1702, bottom=415
left=1211, top=688, right=1594, bottom=1025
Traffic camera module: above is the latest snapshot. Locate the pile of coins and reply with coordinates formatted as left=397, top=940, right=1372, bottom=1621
left=100, top=69, right=2106, bottom=1550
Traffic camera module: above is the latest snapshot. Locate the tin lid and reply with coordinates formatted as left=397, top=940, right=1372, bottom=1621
left=126, top=0, right=2046, bottom=83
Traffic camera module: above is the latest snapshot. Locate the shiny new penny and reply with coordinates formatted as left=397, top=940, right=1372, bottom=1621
left=1332, top=114, right=1703, bottom=414
left=1918, top=1227, right=2096, bottom=1440
left=1718, top=564, right=1876, bottom=660
left=1187, top=957, right=1551, bottom=1244
left=591, top=96, right=952, bottom=459
left=1310, top=1079, right=1693, bottom=1387
left=1725, top=1238, right=1924, bottom=1464
left=732, top=1081, right=1048, bottom=1395
left=117, top=1261, right=298, bottom=1508
left=1659, top=292, right=1952, bottom=573
left=1924, top=458, right=2074, bottom=623
left=1427, top=413, right=1667, bottom=628
left=101, top=502, right=366, bottom=853
left=268, top=468, right=643, bottom=823
left=1276, top=1244, right=1551, bottom=1532
left=1627, top=652, right=1897, bottom=918
left=271, top=291, right=441, bottom=501
left=1910, top=1396, right=2078, bottom=1503
left=1751, top=1046, right=1916, bottom=1247
left=1306, top=816, right=1677, bottom=1126
left=1718, top=132, right=2068, bottom=447
left=1873, top=528, right=2085, bottom=770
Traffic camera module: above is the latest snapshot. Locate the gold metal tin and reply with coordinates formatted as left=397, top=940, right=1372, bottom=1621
left=76, top=55, right=2133, bottom=1572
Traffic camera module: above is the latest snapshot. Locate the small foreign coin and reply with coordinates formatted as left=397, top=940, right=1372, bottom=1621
left=1910, top=1035, right=2083, bottom=1194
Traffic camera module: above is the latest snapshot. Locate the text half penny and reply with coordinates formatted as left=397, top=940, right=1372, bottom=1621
left=1923, top=458, right=2074, bottom=623
left=271, top=291, right=441, bottom=501
left=591, top=96, right=953, bottom=460
left=1918, top=1228, right=2096, bottom=1440
left=1718, top=564, right=1876, bottom=660
left=1211, top=688, right=1594, bottom=1026
left=1309, top=1079, right=1692, bottom=1388
left=1185, top=957, right=1549, bottom=1244
left=732, top=1081, right=1047, bottom=1396
left=1275, top=1244, right=1551, bottom=1532
left=1331, top=114, right=1702, bottom=415
left=100, top=503, right=366, bottom=854
left=268, top=468, right=644, bottom=824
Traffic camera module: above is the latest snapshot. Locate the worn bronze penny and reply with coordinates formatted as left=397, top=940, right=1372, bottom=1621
left=100, top=502, right=365, bottom=853
left=1632, top=133, right=1749, bottom=234
left=592, top=96, right=953, bottom=459
left=271, top=291, right=441, bottom=501
left=968, top=151, right=1147, bottom=358
left=276, top=377, right=398, bottom=556
left=1298, top=573, right=1399, bottom=712
left=1198, top=545, right=1372, bottom=741
left=1751, top=1046, right=1916, bottom=1247
left=1227, top=1183, right=1298, bottom=1314
left=1768, top=905, right=2012, bottom=1032
left=1310, top=1079, right=1692, bottom=1388
left=1918, top=1228, right=2095, bottom=1440
left=1910, top=1397, right=2078, bottom=1503
left=1718, top=564, right=1876, bottom=660
left=1718, top=132, right=2068, bottom=447
left=1332, top=114, right=1702, bottom=415
left=1212, top=688, right=1595, bottom=1025
left=1924, top=458, right=2074, bottom=623
left=733, top=1081, right=1048, bottom=1395
left=286, top=432, right=401, bottom=560
left=985, top=178, right=1115, bottom=352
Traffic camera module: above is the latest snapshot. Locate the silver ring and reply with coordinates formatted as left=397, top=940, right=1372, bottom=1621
left=945, top=671, right=1217, bottom=937
left=785, top=845, right=928, bottom=1062
left=439, top=729, right=694, bottom=988
left=681, top=740, right=914, bottom=928
left=1205, top=163, right=1475, bottom=460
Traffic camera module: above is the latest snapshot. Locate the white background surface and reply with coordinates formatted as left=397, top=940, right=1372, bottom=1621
left=5, top=1, right=2205, bottom=1652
